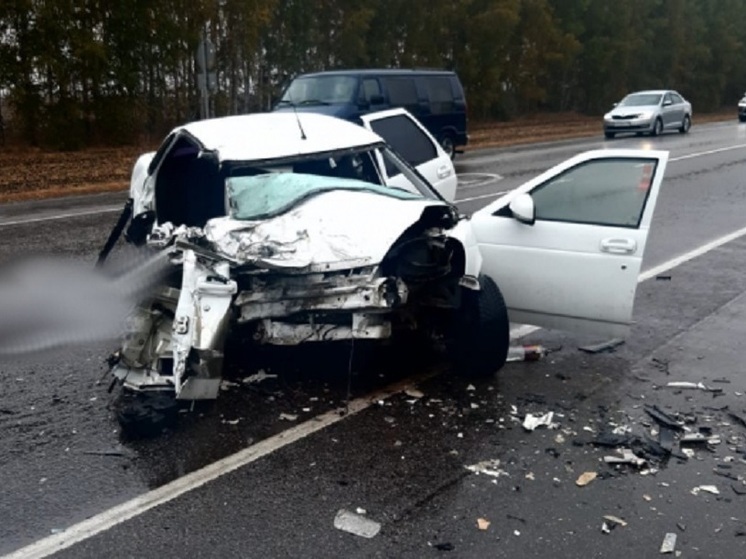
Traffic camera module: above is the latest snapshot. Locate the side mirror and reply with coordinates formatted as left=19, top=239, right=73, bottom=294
left=612, top=102, right=618, bottom=108
left=663, top=100, right=672, bottom=107
left=509, top=193, right=535, bottom=225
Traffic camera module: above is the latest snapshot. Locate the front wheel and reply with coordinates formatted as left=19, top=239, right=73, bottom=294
left=651, top=118, right=663, bottom=136
left=679, top=115, right=691, bottom=133
left=739, top=115, right=746, bottom=123
left=604, top=131, right=615, bottom=139
left=448, top=275, right=510, bottom=378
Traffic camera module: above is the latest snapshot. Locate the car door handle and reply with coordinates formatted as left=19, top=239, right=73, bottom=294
left=437, top=165, right=452, bottom=179
left=600, top=238, right=637, bottom=254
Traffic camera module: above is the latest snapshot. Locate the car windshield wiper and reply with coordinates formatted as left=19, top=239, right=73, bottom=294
left=276, top=99, right=293, bottom=106
left=297, top=99, right=331, bottom=106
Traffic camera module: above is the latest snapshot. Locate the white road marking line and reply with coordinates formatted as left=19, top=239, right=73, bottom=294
left=2, top=370, right=444, bottom=559
left=0, top=206, right=122, bottom=227
left=669, top=144, right=746, bottom=162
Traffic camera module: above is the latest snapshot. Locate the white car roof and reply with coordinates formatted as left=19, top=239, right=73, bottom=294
left=175, top=112, right=383, bottom=162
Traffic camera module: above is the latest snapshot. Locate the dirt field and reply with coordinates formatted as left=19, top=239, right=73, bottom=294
left=0, top=111, right=735, bottom=204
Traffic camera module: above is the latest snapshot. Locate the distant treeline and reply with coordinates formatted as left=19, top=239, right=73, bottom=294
left=1, top=0, right=745, bottom=149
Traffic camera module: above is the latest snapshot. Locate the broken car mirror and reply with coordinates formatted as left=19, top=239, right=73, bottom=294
left=509, top=193, right=535, bottom=225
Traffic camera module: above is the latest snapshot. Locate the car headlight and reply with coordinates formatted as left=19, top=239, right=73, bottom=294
left=636, top=111, right=654, bottom=120
left=603, top=113, right=613, bottom=121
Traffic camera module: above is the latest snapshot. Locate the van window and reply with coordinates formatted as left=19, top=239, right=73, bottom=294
left=368, top=114, right=437, bottom=176
left=361, top=78, right=382, bottom=102
left=281, top=76, right=357, bottom=104
left=423, top=77, right=454, bottom=114
left=383, top=77, right=420, bottom=112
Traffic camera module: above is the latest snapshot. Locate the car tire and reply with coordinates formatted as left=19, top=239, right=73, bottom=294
left=604, top=131, right=615, bottom=139
left=739, top=115, right=746, bottom=123
left=448, top=275, right=510, bottom=378
left=679, top=115, right=691, bottom=133
left=651, top=118, right=663, bottom=136
left=439, top=134, right=456, bottom=159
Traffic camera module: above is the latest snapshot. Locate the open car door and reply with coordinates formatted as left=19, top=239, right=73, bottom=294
left=471, top=149, right=668, bottom=338
left=360, top=108, right=457, bottom=202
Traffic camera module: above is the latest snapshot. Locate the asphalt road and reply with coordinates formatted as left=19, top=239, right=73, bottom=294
left=2, top=122, right=746, bottom=558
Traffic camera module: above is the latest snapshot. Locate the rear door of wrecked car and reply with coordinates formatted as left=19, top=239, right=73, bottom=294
left=471, top=149, right=668, bottom=338
left=360, top=108, right=457, bottom=202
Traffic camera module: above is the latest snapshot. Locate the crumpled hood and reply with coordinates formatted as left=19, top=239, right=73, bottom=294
left=204, top=190, right=449, bottom=272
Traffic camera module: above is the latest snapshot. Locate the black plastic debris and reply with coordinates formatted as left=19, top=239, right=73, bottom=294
left=434, top=543, right=455, bottom=551
left=578, top=338, right=625, bottom=354
left=644, top=405, right=684, bottom=431
left=728, top=412, right=746, bottom=429
left=655, top=275, right=672, bottom=281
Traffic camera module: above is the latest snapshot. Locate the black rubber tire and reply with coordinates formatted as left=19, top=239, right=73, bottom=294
left=604, top=131, right=615, bottom=139
left=739, top=115, right=746, bottom=123
left=439, top=134, right=456, bottom=159
left=117, top=393, right=180, bottom=438
left=651, top=118, right=663, bottom=136
left=679, top=115, right=691, bottom=133
left=449, top=275, right=510, bottom=378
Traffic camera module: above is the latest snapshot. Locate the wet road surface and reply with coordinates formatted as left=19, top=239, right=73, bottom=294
left=1, top=121, right=746, bottom=558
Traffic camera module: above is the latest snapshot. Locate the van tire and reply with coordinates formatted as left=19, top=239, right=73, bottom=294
left=448, top=275, right=510, bottom=378
left=439, top=134, right=456, bottom=159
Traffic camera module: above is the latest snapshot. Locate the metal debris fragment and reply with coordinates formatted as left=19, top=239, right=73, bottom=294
left=242, top=370, right=278, bottom=384
left=666, top=381, right=722, bottom=393
left=334, top=509, right=381, bottom=538
left=604, top=448, right=647, bottom=468
left=578, top=338, right=625, bottom=354
left=576, top=472, right=597, bottom=487
left=660, top=532, right=677, bottom=554
left=644, top=405, right=683, bottom=431
left=522, top=411, right=555, bottom=431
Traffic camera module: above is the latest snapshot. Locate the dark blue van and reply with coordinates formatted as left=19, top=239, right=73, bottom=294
left=272, top=69, right=468, bottom=158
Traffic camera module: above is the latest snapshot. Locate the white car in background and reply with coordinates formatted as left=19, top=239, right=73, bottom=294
left=738, top=92, right=746, bottom=122
left=104, top=109, right=668, bottom=409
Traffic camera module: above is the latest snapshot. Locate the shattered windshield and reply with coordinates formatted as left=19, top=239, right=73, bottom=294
left=228, top=173, right=422, bottom=221
left=279, top=76, right=357, bottom=105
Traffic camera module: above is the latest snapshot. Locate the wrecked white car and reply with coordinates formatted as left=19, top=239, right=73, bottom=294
left=102, top=109, right=668, bottom=405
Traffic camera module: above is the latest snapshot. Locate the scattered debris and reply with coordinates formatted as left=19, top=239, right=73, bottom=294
left=578, top=338, right=625, bottom=354
left=728, top=412, right=746, bottom=429
left=660, top=532, right=677, bottom=554
left=655, top=275, right=672, bottom=281
left=477, top=518, right=490, bottom=530
left=465, top=459, right=509, bottom=478
left=603, top=515, right=628, bottom=527
left=279, top=413, right=298, bottom=422
left=601, top=522, right=611, bottom=534
left=433, top=542, right=455, bottom=551
left=691, top=485, right=720, bottom=496
left=507, top=345, right=546, bottom=362
left=680, top=432, right=720, bottom=445
left=522, top=411, right=555, bottom=432
left=576, top=472, right=597, bottom=487
left=333, top=509, right=381, bottom=538
left=80, top=447, right=132, bottom=458
left=643, top=494, right=652, bottom=501
left=221, top=418, right=240, bottom=425
left=676, top=523, right=686, bottom=532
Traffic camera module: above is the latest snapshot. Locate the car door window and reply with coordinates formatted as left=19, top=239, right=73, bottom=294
left=663, top=93, right=673, bottom=105
left=423, top=77, right=454, bottom=114
left=671, top=93, right=683, bottom=104
left=368, top=114, right=437, bottom=176
left=382, top=77, right=420, bottom=113
left=361, top=78, right=382, bottom=103
left=531, top=158, right=658, bottom=228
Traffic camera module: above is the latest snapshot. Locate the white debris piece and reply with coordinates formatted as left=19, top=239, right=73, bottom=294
left=576, top=472, right=597, bottom=487
left=691, top=485, right=719, bottom=496
left=334, top=509, right=381, bottom=538
left=404, top=388, right=424, bottom=399
left=603, top=515, right=628, bottom=527
left=465, top=459, right=509, bottom=478
left=666, top=381, right=719, bottom=392
left=279, top=413, right=298, bottom=421
left=660, top=532, right=677, bottom=554
left=522, top=411, right=555, bottom=431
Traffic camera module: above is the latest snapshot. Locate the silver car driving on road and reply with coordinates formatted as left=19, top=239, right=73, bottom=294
left=604, top=90, right=692, bottom=139
left=738, top=92, right=746, bottom=122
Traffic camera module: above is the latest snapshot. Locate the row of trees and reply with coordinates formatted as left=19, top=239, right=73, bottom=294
left=1, top=0, right=745, bottom=149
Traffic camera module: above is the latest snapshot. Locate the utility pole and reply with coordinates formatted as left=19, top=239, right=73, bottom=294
left=196, top=26, right=216, bottom=120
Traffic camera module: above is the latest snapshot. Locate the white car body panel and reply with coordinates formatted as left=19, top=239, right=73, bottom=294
left=472, top=149, right=668, bottom=337
left=360, top=108, right=458, bottom=202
